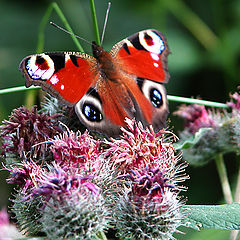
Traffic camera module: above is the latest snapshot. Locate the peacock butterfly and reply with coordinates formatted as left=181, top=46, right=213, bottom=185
left=19, top=29, right=170, bottom=136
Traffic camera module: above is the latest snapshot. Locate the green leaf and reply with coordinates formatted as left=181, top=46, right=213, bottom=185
left=174, top=128, right=211, bottom=150
left=17, top=238, right=45, bottom=240
left=182, top=203, right=240, bottom=230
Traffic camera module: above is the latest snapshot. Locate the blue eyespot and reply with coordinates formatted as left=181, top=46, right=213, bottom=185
left=82, top=104, right=103, bottom=122
left=150, top=88, right=163, bottom=108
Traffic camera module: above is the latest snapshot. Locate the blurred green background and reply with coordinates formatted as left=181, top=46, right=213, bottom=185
left=0, top=0, right=240, bottom=238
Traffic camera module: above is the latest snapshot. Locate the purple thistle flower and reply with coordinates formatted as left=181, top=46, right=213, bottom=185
left=4, top=160, right=45, bottom=193
left=27, top=164, right=109, bottom=239
left=227, top=91, right=240, bottom=113
left=49, top=130, right=101, bottom=173
left=174, top=104, right=215, bottom=134
left=103, top=119, right=188, bottom=239
left=126, top=168, right=174, bottom=208
left=174, top=93, right=240, bottom=166
left=8, top=161, right=110, bottom=238
left=29, top=163, right=100, bottom=201
left=0, top=106, right=62, bottom=160
left=105, top=118, right=181, bottom=176
left=115, top=166, right=186, bottom=240
left=5, top=161, right=100, bottom=203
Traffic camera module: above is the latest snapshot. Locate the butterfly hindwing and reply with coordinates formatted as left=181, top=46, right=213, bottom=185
left=19, top=52, right=97, bottom=106
left=74, top=84, right=131, bottom=136
left=136, top=77, right=169, bottom=131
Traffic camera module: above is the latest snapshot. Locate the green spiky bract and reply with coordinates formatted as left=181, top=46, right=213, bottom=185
left=11, top=191, right=44, bottom=236
left=114, top=191, right=184, bottom=240
left=41, top=191, right=110, bottom=239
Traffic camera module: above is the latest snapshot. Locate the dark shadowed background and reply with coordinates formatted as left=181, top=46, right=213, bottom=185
left=0, top=0, right=239, bottom=238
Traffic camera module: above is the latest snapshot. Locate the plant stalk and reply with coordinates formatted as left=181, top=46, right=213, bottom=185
left=215, top=153, right=233, bottom=204
left=89, top=0, right=101, bottom=45
left=234, top=156, right=240, bottom=203
left=0, top=86, right=229, bottom=109
left=162, top=0, right=220, bottom=51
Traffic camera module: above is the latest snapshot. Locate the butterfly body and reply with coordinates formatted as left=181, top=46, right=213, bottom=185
left=19, top=29, right=170, bottom=136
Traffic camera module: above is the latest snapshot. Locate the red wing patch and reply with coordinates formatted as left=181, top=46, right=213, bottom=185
left=113, top=29, right=170, bottom=84
left=19, top=53, right=97, bottom=106
left=46, top=57, right=96, bottom=104
left=117, top=46, right=166, bottom=82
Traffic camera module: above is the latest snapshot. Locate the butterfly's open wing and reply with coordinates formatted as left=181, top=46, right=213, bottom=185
left=111, top=29, right=170, bottom=83
left=109, top=29, right=170, bottom=131
left=19, top=52, right=97, bottom=107
left=19, top=30, right=170, bottom=137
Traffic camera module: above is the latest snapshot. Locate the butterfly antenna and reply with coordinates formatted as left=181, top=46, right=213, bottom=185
left=50, top=22, right=92, bottom=45
left=101, top=2, right=111, bottom=45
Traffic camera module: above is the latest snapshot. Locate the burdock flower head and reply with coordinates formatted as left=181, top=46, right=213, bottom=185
left=174, top=104, right=215, bottom=134
left=227, top=91, right=240, bottom=113
left=105, top=118, right=180, bottom=174
left=0, top=106, right=62, bottom=163
left=3, top=115, right=188, bottom=239
left=115, top=173, right=184, bottom=240
left=227, top=90, right=240, bottom=147
left=49, top=130, right=102, bottom=173
left=8, top=161, right=110, bottom=239
left=127, top=168, right=174, bottom=205
left=174, top=95, right=240, bottom=165
left=4, top=160, right=44, bottom=193
left=106, top=119, right=188, bottom=240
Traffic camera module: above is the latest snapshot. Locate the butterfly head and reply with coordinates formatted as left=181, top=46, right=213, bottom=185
left=92, top=41, right=105, bottom=59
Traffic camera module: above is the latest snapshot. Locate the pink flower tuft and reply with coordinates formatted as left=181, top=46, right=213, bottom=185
left=5, top=160, right=45, bottom=193
left=5, top=161, right=100, bottom=206
left=0, top=208, right=9, bottom=226
left=0, top=208, right=23, bottom=239
left=0, top=106, right=62, bottom=158
left=50, top=130, right=101, bottom=173
left=174, top=104, right=215, bottom=134
left=105, top=119, right=180, bottom=176
left=126, top=168, right=174, bottom=207
left=227, top=91, right=240, bottom=112
left=29, top=164, right=100, bottom=202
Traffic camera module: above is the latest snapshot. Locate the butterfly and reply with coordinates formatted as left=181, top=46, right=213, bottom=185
left=19, top=29, right=170, bottom=137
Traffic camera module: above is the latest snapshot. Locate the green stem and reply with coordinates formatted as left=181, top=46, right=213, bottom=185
left=231, top=157, right=240, bottom=240
left=37, top=2, right=84, bottom=53
left=228, top=155, right=240, bottom=240
left=234, top=156, right=240, bottom=203
left=51, top=2, right=84, bottom=52
left=89, top=0, right=101, bottom=45
left=167, top=95, right=228, bottom=108
left=215, top=153, right=233, bottom=204
left=162, top=0, right=220, bottom=51
left=37, top=4, right=54, bottom=53
left=0, top=86, right=229, bottom=109
left=0, top=86, right=41, bottom=95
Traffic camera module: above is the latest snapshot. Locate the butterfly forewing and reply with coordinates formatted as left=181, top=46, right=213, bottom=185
left=111, top=29, right=170, bottom=83
left=19, top=52, right=97, bottom=106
